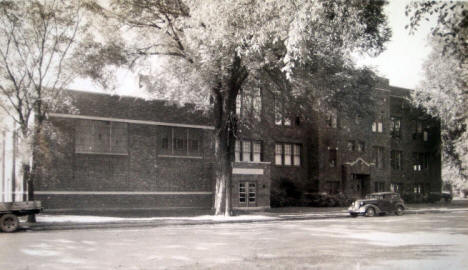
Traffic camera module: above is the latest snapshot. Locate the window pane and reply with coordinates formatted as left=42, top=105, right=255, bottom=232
left=293, top=144, right=301, bottom=166
left=253, top=142, right=261, bottom=162
left=75, top=120, right=93, bottom=153
left=110, top=122, right=128, bottom=154
left=284, top=144, right=292, bottom=165
left=378, top=122, right=383, bottom=133
left=173, top=128, right=187, bottom=154
left=372, top=122, right=377, bottom=132
left=235, top=140, right=241, bottom=162
left=275, top=144, right=283, bottom=165
left=242, top=141, right=251, bottom=161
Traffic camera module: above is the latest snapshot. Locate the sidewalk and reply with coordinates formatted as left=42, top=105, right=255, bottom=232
left=21, top=199, right=468, bottom=232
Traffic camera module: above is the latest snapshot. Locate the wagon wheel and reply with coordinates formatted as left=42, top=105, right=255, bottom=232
left=0, top=214, right=19, bottom=232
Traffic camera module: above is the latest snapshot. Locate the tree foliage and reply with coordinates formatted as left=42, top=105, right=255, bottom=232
left=407, top=1, right=468, bottom=187
left=0, top=0, right=97, bottom=214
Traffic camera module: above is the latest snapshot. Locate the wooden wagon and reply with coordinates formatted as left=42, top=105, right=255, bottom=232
left=0, top=201, right=42, bottom=232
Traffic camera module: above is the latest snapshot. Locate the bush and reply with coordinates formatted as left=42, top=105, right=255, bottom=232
left=303, top=193, right=354, bottom=207
left=270, top=179, right=303, bottom=207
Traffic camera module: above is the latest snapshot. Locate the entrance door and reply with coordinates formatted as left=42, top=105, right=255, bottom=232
left=354, top=174, right=371, bottom=198
left=239, top=182, right=256, bottom=207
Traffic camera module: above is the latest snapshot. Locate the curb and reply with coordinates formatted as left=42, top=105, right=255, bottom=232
left=20, top=207, right=468, bottom=232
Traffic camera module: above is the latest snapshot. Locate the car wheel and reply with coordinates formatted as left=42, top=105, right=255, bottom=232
left=0, top=214, right=19, bottom=232
left=350, top=213, right=358, bottom=218
left=365, top=207, right=375, bottom=217
left=395, top=206, right=404, bottom=216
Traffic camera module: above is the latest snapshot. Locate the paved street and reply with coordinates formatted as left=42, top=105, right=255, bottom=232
left=1, top=212, right=467, bottom=270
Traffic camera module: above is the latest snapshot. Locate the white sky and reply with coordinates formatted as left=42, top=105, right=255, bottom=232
left=354, top=0, right=433, bottom=89
left=69, top=1, right=433, bottom=95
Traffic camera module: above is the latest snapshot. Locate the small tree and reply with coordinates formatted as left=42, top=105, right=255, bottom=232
left=0, top=0, right=95, bottom=220
left=88, top=0, right=390, bottom=215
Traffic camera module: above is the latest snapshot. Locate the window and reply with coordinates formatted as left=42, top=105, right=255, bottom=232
left=374, top=182, right=385, bottom=192
left=274, top=91, right=291, bottom=126
left=235, top=140, right=263, bottom=162
left=373, top=146, right=385, bottom=169
left=329, top=148, right=337, bottom=168
left=275, top=143, right=301, bottom=166
left=326, top=181, right=340, bottom=194
left=159, top=127, right=201, bottom=157
left=413, top=120, right=425, bottom=140
left=347, top=141, right=355, bottom=152
left=326, top=111, right=338, bottom=128
left=391, top=117, right=401, bottom=138
left=372, top=116, right=383, bottom=133
left=391, top=150, right=402, bottom=170
left=356, top=141, right=365, bottom=152
left=414, top=183, right=423, bottom=194
left=293, top=144, right=301, bottom=166
left=242, top=141, right=251, bottom=162
left=423, top=131, right=428, bottom=142
left=236, top=89, right=262, bottom=120
left=413, top=152, right=429, bottom=171
left=391, top=183, right=403, bottom=193
left=75, top=120, right=128, bottom=154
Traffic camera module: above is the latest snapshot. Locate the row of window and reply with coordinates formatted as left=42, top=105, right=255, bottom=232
left=235, top=140, right=302, bottom=166
left=75, top=120, right=303, bottom=165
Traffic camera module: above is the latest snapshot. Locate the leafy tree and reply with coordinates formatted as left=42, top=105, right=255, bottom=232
left=0, top=0, right=96, bottom=220
left=406, top=1, right=467, bottom=188
left=90, top=0, right=390, bottom=215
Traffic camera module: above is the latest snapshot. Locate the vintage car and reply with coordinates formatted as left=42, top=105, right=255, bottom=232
left=348, top=192, right=405, bottom=217
left=426, top=192, right=452, bottom=203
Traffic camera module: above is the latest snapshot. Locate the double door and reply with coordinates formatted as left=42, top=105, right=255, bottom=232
left=239, top=182, right=256, bottom=207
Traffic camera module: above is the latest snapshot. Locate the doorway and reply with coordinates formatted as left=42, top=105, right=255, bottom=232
left=353, top=174, right=371, bottom=198
left=239, top=181, right=256, bottom=207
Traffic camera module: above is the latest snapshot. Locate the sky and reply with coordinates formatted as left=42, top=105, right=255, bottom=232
left=69, top=1, right=434, bottom=95
left=354, top=0, right=433, bottom=90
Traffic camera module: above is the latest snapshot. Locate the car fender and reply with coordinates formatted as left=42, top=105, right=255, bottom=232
left=361, top=204, right=382, bottom=214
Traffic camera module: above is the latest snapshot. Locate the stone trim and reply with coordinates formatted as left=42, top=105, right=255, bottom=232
left=49, top=113, right=215, bottom=130
left=35, top=191, right=213, bottom=195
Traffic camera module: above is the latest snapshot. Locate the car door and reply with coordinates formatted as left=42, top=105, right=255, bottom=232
left=381, top=194, right=393, bottom=212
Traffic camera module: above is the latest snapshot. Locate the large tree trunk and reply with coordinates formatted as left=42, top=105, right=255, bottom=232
left=212, top=56, right=246, bottom=216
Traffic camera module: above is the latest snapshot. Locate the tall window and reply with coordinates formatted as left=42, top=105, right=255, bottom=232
left=373, top=146, right=385, bottom=169
left=326, top=181, right=340, bottom=194
left=413, top=152, right=429, bottom=171
left=75, top=120, right=128, bottom=154
left=275, top=143, right=301, bottom=166
left=372, top=116, right=383, bottom=133
left=391, top=150, right=402, bottom=170
left=326, top=111, right=338, bottom=128
left=391, top=183, right=403, bottom=193
left=413, top=120, right=424, bottom=140
left=235, top=140, right=262, bottom=162
left=329, top=148, right=337, bottom=168
left=236, top=89, right=262, bottom=120
left=391, top=117, right=401, bottom=138
left=159, top=127, right=201, bottom=157
left=356, top=141, right=365, bottom=152
left=374, top=182, right=385, bottom=192
left=347, top=141, right=355, bottom=152
left=274, top=94, right=291, bottom=126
